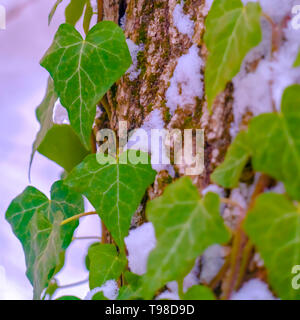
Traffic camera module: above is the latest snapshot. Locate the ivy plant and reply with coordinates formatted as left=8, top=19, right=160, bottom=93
left=5, top=0, right=300, bottom=301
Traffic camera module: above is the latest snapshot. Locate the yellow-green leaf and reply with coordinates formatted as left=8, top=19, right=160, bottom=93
left=183, top=285, right=215, bottom=300
left=204, top=0, right=262, bottom=109
left=211, top=131, right=251, bottom=188
left=142, top=177, right=230, bottom=299
left=5, top=181, right=84, bottom=299
left=244, top=193, right=300, bottom=300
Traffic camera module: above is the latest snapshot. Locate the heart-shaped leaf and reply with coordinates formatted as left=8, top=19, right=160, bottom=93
left=248, top=85, right=300, bottom=200
left=88, top=243, right=127, bottom=289
left=5, top=181, right=84, bottom=299
left=41, top=21, right=132, bottom=148
left=204, top=0, right=262, bottom=109
left=183, top=285, right=215, bottom=300
left=65, top=151, right=156, bottom=249
left=117, top=272, right=143, bottom=300
left=211, top=131, right=251, bottom=188
left=37, top=124, right=90, bottom=172
left=142, top=177, right=230, bottom=299
left=30, top=78, right=89, bottom=173
left=244, top=193, right=300, bottom=300
left=212, top=85, right=300, bottom=200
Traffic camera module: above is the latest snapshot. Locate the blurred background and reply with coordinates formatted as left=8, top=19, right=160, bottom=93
left=0, top=0, right=99, bottom=299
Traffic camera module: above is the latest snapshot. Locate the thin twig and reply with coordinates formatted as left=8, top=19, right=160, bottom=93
left=220, top=198, right=245, bottom=213
left=61, top=211, right=97, bottom=226
left=58, top=277, right=89, bottom=289
left=72, top=236, right=102, bottom=241
left=100, top=95, right=112, bottom=121
left=222, top=174, right=272, bottom=299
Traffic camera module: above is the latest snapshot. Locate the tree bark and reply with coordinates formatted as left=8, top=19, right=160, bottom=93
left=96, top=0, right=233, bottom=219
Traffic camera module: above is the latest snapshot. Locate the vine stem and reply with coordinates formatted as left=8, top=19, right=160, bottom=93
left=60, top=211, right=97, bottom=226
left=97, top=0, right=103, bottom=23
left=95, top=0, right=111, bottom=246
left=222, top=174, right=272, bottom=299
left=220, top=198, right=245, bottom=212
left=58, top=277, right=89, bottom=289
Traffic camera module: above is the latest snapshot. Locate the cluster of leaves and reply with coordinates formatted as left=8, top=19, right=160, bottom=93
left=5, top=0, right=300, bottom=300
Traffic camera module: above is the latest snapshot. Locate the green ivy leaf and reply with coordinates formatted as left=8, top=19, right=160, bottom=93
left=65, top=151, right=156, bottom=249
left=56, top=295, right=81, bottom=300
left=142, top=177, right=230, bottom=299
left=31, top=79, right=89, bottom=173
left=5, top=181, right=84, bottom=299
left=41, top=21, right=132, bottom=148
left=92, top=292, right=108, bottom=300
left=30, top=78, right=57, bottom=170
left=83, top=0, right=93, bottom=35
left=65, top=0, right=87, bottom=26
left=294, top=50, right=300, bottom=67
left=37, top=124, right=90, bottom=172
left=204, top=0, right=262, bottom=109
left=88, top=243, right=127, bottom=289
left=117, top=272, right=143, bottom=300
left=48, top=0, right=64, bottom=25
left=211, top=131, right=251, bottom=188
left=244, top=193, right=300, bottom=300
left=248, top=85, right=300, bottom=200
left=183, top=285, right=215, bottom=300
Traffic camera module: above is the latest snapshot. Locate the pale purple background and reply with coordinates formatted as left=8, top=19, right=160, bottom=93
left=0, top=0, right=100, bottom=299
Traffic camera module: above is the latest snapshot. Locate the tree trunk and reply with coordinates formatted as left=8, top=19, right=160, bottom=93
left=96, top=0, right=233, bottom=225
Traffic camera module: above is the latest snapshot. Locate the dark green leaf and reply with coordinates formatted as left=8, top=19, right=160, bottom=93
left=41, top=22, right=132, bottom=148
left=88, top=243, right=127, bottom=289
left=117, top=272, right=143, bottom=300
left=142, top=177, right=230, bottom=299
left=244, top=193, right=300, bottom=300
left=65, top=151, right=156, bottom=249
left=56, top=295, right=81, bottom=300
left=5, top=181, right=84, bottom=299
left=248, top=85, right=300, bottom=200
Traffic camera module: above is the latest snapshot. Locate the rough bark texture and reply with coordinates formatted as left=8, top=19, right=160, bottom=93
left=96, top=0, right=233, bottom=216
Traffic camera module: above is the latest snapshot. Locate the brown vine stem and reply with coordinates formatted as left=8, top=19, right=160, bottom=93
left=97, top=0, right=103, bottom=23
left=222, top=174, right=272, bottom=299
left=60, top=211, right=97, bottom=226
left=209, top=251, right=231, bottom=290
left=96, top=0, right=111, bottom=246
left=90, top=129, right=97, bottom=153
left=220, top=198, right=245, bottom=212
